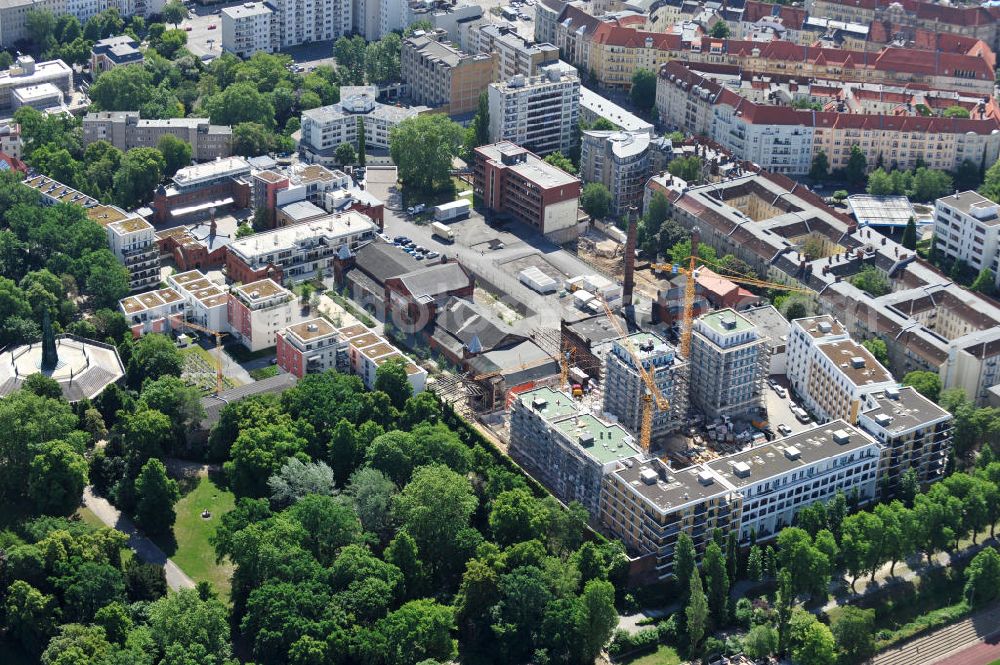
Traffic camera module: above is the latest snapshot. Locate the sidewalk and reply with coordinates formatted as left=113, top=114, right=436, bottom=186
left=82, top=487, right=195, bottom=591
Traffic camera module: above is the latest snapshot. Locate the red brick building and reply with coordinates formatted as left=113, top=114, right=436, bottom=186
left=473, top=142, right=581, bottom=237
left=384, top=262, right=475, bottom=333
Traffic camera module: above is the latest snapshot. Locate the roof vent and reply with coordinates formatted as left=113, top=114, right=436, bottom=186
left=698, top=470, right=714, bottom=485
left=833, top=429, right=851, bottom=445
left=885, top=385, right=900, bottom=399
left=731, top=461, right=752, bottom=478
left=531, top=397, right=547, bottom=411
left=851, top=356, right=866, bottom=369
left=874, top=414, right=893, bottom=427
left=817, top=321, right=832, bottom=333
left=721, top=314, right=737, bottom=330
left=307, top=323, right=318, bottom=332
left=640, top=468, right=658, bottom=485
left=784, top=445, right=801, bottom=460
left=579, top=432, right=595, bottom=446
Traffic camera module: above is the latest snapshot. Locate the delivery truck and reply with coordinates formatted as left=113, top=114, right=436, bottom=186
left=433, top=199, right=471, bottom=222
left=430, top=221, right=454, bottom=242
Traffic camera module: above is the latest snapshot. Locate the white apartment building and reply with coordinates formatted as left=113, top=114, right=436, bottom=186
left=471, top=23, right=560, bottom=80
left=120, top=288, right=186, bottom=336
left=707, top=421, right=881, bottom=543
left=602, top=332, right=689, bottom=441
left=105, top=214, right=159, bottom=292
left=0, top=0, right=158, bottom=47
left=579, top=129, right=654, bottom=217
left=270, top=0, right=351, bottom=49
left=488, top=65, right=580, bottom=157
left=0, top=56, right=72, bottom=111
left=167, top=270, right=229, bottom=333
left=934, top=191, right=1000, bottom=287
left=786, top=315, right=897, bottom=424
left=300, top=86, right=425, bottom=166
left=339, top=323, right=427, bottom=394
left=227, top=279, right=295, bottom=352
left=221, top=2, right=276, bottom=58
left=689, top=309, right=770, bottom=422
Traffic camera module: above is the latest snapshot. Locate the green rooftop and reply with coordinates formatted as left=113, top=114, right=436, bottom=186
left=518, top=387, right=579, bottom=421
left=554, top=414, right=640, bottom=464
left=700, top=309, right=754, bottom=335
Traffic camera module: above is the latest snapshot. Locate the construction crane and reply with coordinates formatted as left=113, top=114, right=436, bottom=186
left=649, top=231, right=814, bottom=357
left=597, top=295, right=668, bottom=453
left=168, top=315, right=226, bottom=396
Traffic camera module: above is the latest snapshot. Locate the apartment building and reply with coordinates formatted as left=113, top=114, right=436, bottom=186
left=858, top=386, right=952, bottom=498
left=120, top=288, right=186, bottom=336
left=300, top=86, right=426, bottom=166
left=276, top=317, right=344, bottom=378
left=0, top=56, right=72, bottom=111
left=655, top=61, right=1000, bottom=176
left=549, top=3, right=996, bottom=95
left=706, top=421, right=881, bottom=543
left=400, top=29, right=495, bottom=115
left=602, top=332, right=689, bottom=441
left=579, top=129, right=656, bottom=217
left=689, top=309, right=769, bottom=422
left=338, top=323, right=427, bottom=393
left=934, top=191, right=1000, bottom=288
left=0, top=121, right=21, bottom=158
left=0, top=0, right=158, bottom=46
left=83, top=111, right=232, bottom=161
left=487, top=66, right=580, bottom=157
left=601, top=457, right=741, bottom=579
left=105, top=214, right=159, bottom=292
left=152, top=156, right=252, bottom=224
left=269, top=0, right=351, bottom=49
left=473, top=142, right=581, bottom=239
left=226, top=279, right=295, bottom=352
left=786, top=315, right=897, bottom=423
left=221, top=2, right=276, bottom=58
left=580, top=87, right=654, bottom=136
left=167, top=270, right=229, bottom=332
left=510, top=386, right=642, bottom=522
left=225, top=210, right=377, bottom=285
left=90, top=35, right=143, bottom=74
left=472, top=23, right=560, bottom=80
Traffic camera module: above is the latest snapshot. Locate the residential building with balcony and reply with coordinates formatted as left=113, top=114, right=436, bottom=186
left=689, top=309, right=770, bottom=422
left=487, top=65, right=580, bottom=157
left=276, top=317, right=345, bottom=378
left=221, top=2, right=276, bottom=58
left=84, top=111, right=232, bottom=161
left=120, top=288, right=186, bottom=336
left=579, top=129, right=658, bottom=217
left=338, top=323, right=427, bottom=393
left=706, top=420, right=881, bottom=543
left=934, top=191, right=1000, bottom=289
left=90, top=35, right=143, bottom=74
left=602, top=332, right=689, bottom=441
left=787, top=315, right=897, bottom=423
left=105, top=214, right=160, bottom=292
left=401, top=29, right=495, bottom=115
left=472, top=23, right=560, bottom=80
left=510, top=386, right=642, bottom=522
left=268, top=0, right=351, bottom=49
left=473, top=142, right=581, bottom=239
left=858, top=386, right=952, bottom=498
left=166, top=270, right=229, bottom=332
left=226, top=279, right=295, bottom=352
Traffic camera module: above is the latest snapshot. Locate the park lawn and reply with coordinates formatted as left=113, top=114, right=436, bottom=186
left=76, top=506, right=106, bottom=529
left=619, top=645, right=682, bottom=665
left=168, top=473, right=235, bottom=600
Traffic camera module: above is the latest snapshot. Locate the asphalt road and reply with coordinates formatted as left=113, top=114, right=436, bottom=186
left=83, top=487, right=196, bottom=591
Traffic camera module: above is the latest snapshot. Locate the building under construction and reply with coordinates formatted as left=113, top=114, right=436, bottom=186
left=602, top=331, right=689, bottom=443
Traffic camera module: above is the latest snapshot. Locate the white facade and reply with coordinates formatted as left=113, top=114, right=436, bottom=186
left=167, top=270, right=229, bottom=333
left=228, top=280, right=296, bottom=352
left=270, top=0, right=351, bottom=48
left=786, top=315, right=897, bottom=424
left=106, top=214, right=159, bottom=292
left=222, top=3, right=276, bottom=58
left=488, top=66, right=580, bottom=156
left=934, top=191, right=1000, bottom=285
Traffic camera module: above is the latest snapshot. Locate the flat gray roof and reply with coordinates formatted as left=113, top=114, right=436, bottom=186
left=614, top=458, right=733, bottom=513
left=861, top=386, right=950, bottom=434
left=937, top=190, right=1000, bottom=225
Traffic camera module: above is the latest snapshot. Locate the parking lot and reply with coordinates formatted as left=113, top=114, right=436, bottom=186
left=764, top=374, right=814, bottom=438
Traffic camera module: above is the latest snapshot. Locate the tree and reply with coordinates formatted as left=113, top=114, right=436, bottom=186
left=850, top=265, right=890, bottom=297
left=375, top=356, right=413, bottom=409
left=943, top=105, right=971, bottom=119
left=124, top=558, right=167, bottom=601
left=667, top=155, right=703, bottom=182
left=840, top=512, right=884, bottom=588
left=289, top=493, right=362, bottom=565
left=23, top=372, right=63, bottom=399
left=489, top=488, right=550, bottom=546
left=202, top=82, right=276, bottom=128
left=113, top=147, right=165, bottom=209
left=390, top=114, right=465, bottom=193
left=862, top=338, right=888, bottom=366
left=902, top=216, right=917, bottom=250
left=134, top=458, right=180, bottom=535
left=267, top=457, right=336, bottom=508
left=28, top=440, right=88, bottom=516
left=89, top=66, right=156, bottom=112
left=832, top=606, right=875, bottom=663
left=393, top=464, right=478, bottom=578
left=60, top=561, right=126, bottom=622
left=147, top=589, right=232, bottom=662
left=845, top=145, right=867, bottom=186
left=702, top=541, right=729, bottom=626
left=127, top=333, right=182, bottom=388
left=465, top=91, right=490, bottom=157
left=334, top=35, right=367, bottom=85
left=810, top=150, right=829, bottom=182
left=41, top=623, right=112, bottom=665
left=157, top=134, right=192, bottom=178
left=335, top=142, right=357, bottom=167
left=357, top=116, right=367, bottom=166
left=981, top=158, right=1000, bottom=202
left=161, top=0, right=187, bottom=27
left=0, top=390, right=77, bottom=502
left=794, top=620, right=837, bottom=665
left=686, top=569, right=709, bottom=654
left=386, top=529, right=428, bottom=599
left=580, top=182, right=612, bottom=220
left=743, top=624, right=778, bottom=660
left=5, top=581, right=60, bottom=654
left=902, top=370, right=942, bottom=402
left=866, top=168, right=895, bottom=196
left=139, top=374, right=204, bottom=447
left=747, top=545, right=764, bottom=581
left=911, top=168, right=953, bottom=202
left=225, top=421, right=309, bottom=498
left=577, top=579, right=618, bottom=662
left=543, top=151, right=576, bottom=174
left=971, top=268, right=996, bottom=296
left=629, top=68, right=657, bottom=112
left=348, top=467, right=397, bottom=542
left=709, top=20, right=730, bottom=37
left=376, top=599, right=456, bottom=665
left=85, top=251, right=131, bottom=309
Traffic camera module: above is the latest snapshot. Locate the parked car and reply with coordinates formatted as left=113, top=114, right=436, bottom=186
left=208, top=23, right=217, bottom=29
left=774, top=386, right=787, bottom=398
left=425, top=251, right=440, bottom=260
left=415, top=253, right=425, bottom=260
left=777, top=424, right=792, bottom=436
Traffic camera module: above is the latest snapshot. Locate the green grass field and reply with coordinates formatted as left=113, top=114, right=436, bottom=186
left=76, top=506, right=105, bottom=529
left=164, top=473, right=235, bottom=600
left=619, top=645, right=682, bottom=665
